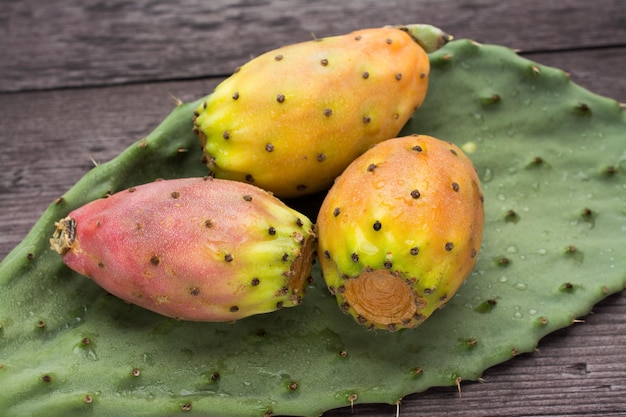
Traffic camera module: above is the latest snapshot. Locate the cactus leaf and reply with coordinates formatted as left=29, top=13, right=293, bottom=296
left=1, top=39, right=624, bottom=416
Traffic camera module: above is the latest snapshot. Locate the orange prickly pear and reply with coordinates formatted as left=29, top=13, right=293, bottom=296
left=50, top=177, right=316, bottom=322
left=316, top=135, right=484, bottom=331
left=193, top=24, right=451, bottom=198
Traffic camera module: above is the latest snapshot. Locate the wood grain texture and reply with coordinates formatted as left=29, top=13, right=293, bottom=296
left=0, top=1, right=625, bottom=416
left=1, top=0, right=625, bottom=92
left=523, top=47, right=626, bottom=103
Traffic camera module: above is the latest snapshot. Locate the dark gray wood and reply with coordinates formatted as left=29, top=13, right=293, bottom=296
left=1, top=0, right=625, bottom=92
left=0, top=1, right=625, bottom=416
left=524, top=46, right=626, bottom=103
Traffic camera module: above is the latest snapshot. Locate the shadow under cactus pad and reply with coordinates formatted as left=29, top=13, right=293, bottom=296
left=1, top=40, right=625, bottom=417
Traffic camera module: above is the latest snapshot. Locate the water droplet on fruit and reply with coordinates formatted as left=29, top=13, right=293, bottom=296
left=514, top=282, right=527, bottom=290
left=359, top=241, right=379, bottom=256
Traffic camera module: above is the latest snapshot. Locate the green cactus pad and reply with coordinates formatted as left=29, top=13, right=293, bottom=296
left=1, top=39, right=624, bottom=416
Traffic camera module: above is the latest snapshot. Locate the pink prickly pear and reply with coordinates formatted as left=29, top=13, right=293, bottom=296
left=316, top=135, right=484, bottom=331
left=50, top=177, right=316, bottom=322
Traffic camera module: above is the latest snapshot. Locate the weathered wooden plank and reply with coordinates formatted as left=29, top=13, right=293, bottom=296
left=1, top=0, right=625, bottom=92
left=524, top=46, right=626, bottom=104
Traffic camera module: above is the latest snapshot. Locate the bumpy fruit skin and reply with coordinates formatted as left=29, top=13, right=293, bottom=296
left=193, top=25, right=447, bottom=198
left=317, top=135, right=484, bottom=331
left=50, top=177, right=316, bottom=322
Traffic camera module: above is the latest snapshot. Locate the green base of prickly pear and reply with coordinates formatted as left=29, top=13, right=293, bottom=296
left=395, top=23, right=453, bottom=52
left=1, top=39, right=624, bottom=416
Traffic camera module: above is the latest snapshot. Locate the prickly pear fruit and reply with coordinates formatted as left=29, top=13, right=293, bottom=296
left=192, top=24, right=451, bottom=198
left=317, top=135, right=484, bottom=331
left=49, top=177, right=316, bottom=322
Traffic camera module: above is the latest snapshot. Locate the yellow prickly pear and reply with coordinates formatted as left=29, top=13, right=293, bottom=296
left=316, top=135, right=484, bottom=331
left=193, top=24, right=451, bottom=198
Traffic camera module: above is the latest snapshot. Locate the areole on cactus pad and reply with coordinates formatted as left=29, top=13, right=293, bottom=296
left=0, top=39, right=625, bottom=417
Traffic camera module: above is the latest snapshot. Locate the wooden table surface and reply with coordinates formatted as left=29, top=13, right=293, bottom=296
left=1, top=1, right=625, bottom=416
